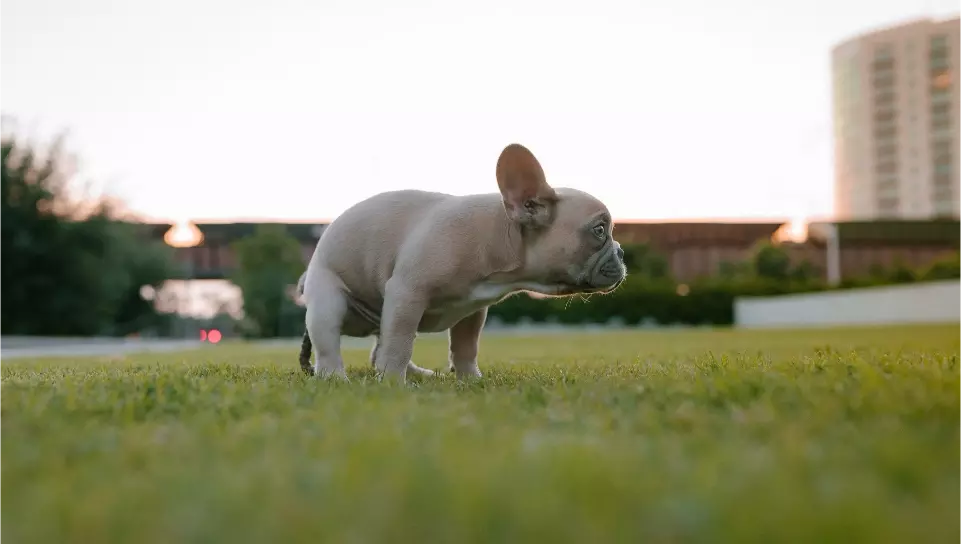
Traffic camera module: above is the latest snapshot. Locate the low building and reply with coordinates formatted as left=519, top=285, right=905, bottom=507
left=613, top=221, right=787, bottom=281
left=804, top=219, right=959, bottom=279
left=149, top=219, right=959, bottom=284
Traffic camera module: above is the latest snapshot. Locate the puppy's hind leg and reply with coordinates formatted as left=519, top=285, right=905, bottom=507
left=304, top=269, right=349, bottom=380
left=370, top=336, right=435, bottom=378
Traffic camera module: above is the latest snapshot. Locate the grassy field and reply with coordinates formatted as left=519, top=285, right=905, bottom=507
left=2, top=325, right=959, bottom=544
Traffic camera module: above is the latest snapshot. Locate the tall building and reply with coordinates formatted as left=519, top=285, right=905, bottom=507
left=832, top=17, right=960, bottom=220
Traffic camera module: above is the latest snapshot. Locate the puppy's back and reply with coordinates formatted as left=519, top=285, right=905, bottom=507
left=311, top=189, right=453, bottom=300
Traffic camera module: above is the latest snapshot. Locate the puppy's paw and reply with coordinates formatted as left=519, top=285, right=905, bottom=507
left=451, top=361, right=483, bottom=381
left=407, top=361, right=436, bottom=378
left=377, top=371, right=410, bottom=387
left=313, top=367, right=350, bottom=382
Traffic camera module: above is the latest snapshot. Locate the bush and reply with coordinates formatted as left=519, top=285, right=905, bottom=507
left=919, top=252, right=960, bottom=281
left=486, top=239, right=950, bottom=328
left=486, top=278, right=816, bottom=327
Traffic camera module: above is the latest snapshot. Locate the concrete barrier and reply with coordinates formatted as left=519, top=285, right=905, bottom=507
left=734, top=280, right=961, bottom=329
left=1, top=336, right=173, bottom=349
left=1, top=337, right=204, bottom=360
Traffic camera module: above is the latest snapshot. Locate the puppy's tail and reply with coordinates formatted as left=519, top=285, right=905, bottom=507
left=299, top=330, right=314, bottom=376
left=296, top=271, right=314, bottom=376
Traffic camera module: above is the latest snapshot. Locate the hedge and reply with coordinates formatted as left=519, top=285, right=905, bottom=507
left=484, top=278, right=827, bottom=327
left=240, top=275, right=955, bottom=336
left=202, top=255, right=959, bottom=337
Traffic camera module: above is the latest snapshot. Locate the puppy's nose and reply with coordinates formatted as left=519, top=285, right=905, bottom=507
left=615, top=242, right=624, bottom=261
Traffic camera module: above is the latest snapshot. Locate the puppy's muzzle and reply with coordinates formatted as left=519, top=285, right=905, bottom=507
left=581, top=241, right=627, bottom=292
left=597, top=242, right=628, bottom=287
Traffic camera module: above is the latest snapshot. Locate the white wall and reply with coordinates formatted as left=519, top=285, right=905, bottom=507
left=734, top=280, right=961, bottom=329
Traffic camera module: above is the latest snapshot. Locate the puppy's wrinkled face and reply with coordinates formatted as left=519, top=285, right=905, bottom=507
left=495, top=143, right=627, bottom=295
left=522, top=188, right=627, bottom=294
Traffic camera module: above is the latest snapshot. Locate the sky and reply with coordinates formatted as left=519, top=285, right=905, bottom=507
left=2, top=0, right=959, bottom=225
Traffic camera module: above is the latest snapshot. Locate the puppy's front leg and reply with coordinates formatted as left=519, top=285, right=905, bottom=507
left=448, top=307, right=487, bottom=380
left=374, top=278, right=427, bottom=384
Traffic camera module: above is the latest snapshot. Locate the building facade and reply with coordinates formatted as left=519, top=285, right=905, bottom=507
left=832, top=17, right=960, bottom=220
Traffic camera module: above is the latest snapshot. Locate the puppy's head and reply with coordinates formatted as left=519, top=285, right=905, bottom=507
left=496, top=143, right=627, bottom=295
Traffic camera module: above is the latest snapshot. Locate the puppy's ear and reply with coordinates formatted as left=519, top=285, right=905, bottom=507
left=496, top=143, right=557, bottom=228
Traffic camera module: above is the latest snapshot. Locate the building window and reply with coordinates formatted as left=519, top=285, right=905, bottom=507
left=869, top=44, right=898, bottom=181
left=930, top=56, right=950, bottom=70
left=931, top=70, right=952, bottom=90
left=874, top=125, right=897, bottom=139
left=875, top=44, right=894, bottom=60
left=873, top=53, right=894, bottom=65
left=930, top=35, right=950, bottom=77
left=932, top=115, right=953, bottom=130
left=931, top=102, right=951, bottom=116
left=930, top=35, right=948, bottom=51
left=876, top=143, right=897, bottom=157
left=873, top=110, right=896, bottom=123
left=877, top=180, right=898, bottom=197
left=931, top=84, right=952, bottom=99
left=877, top=197, right=900, bottom=216
left=875, top=160, right=898, bottom=174
left=875, top=90, right=896, bottom=105
left=933, top=197, right=954, bottom=216
left=873, top=74, right=896, bottom=88
left=928, top=35, right=954, bottom=221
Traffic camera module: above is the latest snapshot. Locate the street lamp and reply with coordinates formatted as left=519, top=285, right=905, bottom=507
left=164, top=220, right=204, bottom=337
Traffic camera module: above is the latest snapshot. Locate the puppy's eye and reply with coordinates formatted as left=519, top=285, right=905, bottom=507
left=592, top=224, right=606, bottom=238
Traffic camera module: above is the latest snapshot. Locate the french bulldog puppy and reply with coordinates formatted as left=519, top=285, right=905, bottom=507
left=296, top=143, right=627, bottom=383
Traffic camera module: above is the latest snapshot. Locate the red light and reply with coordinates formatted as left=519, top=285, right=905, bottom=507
left=199, top=329, right=207, bottom=341
left=208, top=329, right=222, bottom=344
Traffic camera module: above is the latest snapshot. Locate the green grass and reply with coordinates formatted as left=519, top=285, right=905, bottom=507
left=2, top=325, right=959, bottom=544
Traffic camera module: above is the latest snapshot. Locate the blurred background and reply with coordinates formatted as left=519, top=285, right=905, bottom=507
left=1, top=0, right=959, bottom=348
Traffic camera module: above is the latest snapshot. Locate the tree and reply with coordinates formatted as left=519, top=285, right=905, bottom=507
left=230, top=224, right=306, bottom=338
left=750, top=241, right=791, bottom=281
left=621, top=243, right=671, bottom=280
left=715, top=241, right=821, bottom=286
left=1, top=126, right=176, bottom=335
